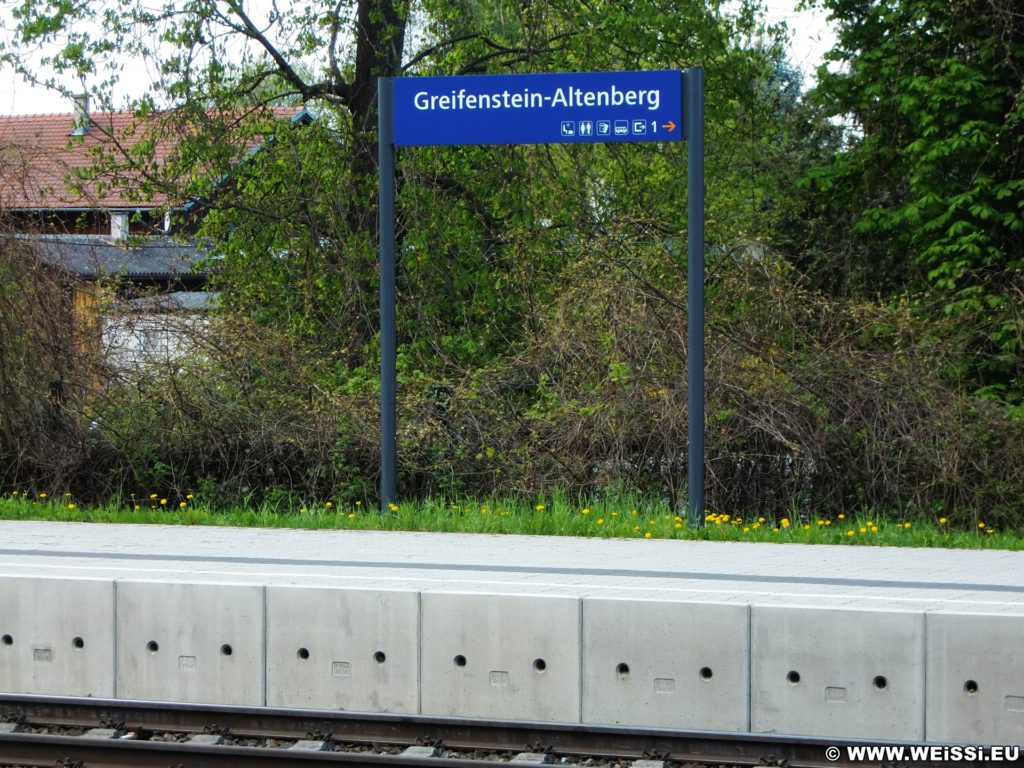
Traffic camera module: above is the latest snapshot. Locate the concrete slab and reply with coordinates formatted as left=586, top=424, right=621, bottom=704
left=115, top=580, right=264, bottom=705
left=0, top=576, right=114, bottom=697
left=926, top=612, right=1024, bottom=744
left=582, top=598, right=749, bottom=731
left=266, top=586, right=418, bottom=713
left=421, top=593, right=580, bottom=722
left=751, top=605, right=925, bottom=740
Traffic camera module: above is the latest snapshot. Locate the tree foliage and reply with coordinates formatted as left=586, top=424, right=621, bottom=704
left=804, top=0, right=1024, bottom=394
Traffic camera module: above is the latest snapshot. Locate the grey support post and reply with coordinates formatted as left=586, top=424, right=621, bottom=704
left=686, top=68, right=705, bottom=527
left=378, top=77, right=397, bottom=511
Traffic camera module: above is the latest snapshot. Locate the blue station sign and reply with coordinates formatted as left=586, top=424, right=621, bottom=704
left=392, top=70, right=684, bottom=147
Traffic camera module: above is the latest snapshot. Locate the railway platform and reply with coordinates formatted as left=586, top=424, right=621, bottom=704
left=0, top=520, right=1022, bottom=744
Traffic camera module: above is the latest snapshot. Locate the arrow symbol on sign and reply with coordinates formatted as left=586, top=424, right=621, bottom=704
left=661, top=120, right=677, bottom=132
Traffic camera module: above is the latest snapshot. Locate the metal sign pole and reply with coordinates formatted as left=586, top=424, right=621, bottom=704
left=686, top=68, right=705, bottom=527
left=378, top=77, right=397, bottom=511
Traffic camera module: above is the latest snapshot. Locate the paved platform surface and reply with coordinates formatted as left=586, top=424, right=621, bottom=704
left=1, top=520, right=1023, bottom=612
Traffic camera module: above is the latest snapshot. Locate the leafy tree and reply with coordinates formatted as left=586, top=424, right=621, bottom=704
left=4, top=0, right=791, bottom=359
left=804, top=0, right=1024, bottom=394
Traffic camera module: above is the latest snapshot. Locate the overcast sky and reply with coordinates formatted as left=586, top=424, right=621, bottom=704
left=0, top=2, right=836, bottom=116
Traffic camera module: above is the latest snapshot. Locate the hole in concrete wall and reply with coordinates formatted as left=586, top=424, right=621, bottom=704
left=454, top=654, right=467, bottom=667
left=220, top=644, right=233, bottom=656
left=147, top=640, right=159, bottom=653
left=616, top=663, right=630, bottom=678
left=1, top=634, right=12, bottom=646
left=533, top=658, right=547, bottom=673
left=873, top=675, right=888, bottom=690
left=375, top=651, right=386, bottom=664
left=787, top=670, right=801, bottom=684
left=965, top=680, right=979, bottom=694
left=297, top=647, right=310, bottom=660
left=72, top=636, right=85, bottom=649
left=700, top=666, right=713, bottom=680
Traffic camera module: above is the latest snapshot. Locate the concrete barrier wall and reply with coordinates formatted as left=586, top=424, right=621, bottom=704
left=115, top=580, right=264, bottom=705
left=750, top=606, right=926, bottom=740
left=926, top=612, right=1024, bottom=744
left=265, top=586, right=419, bottom=713
left=582, top=598, right=749, bottom=731
left=0, top=576, right=115, bottom=697
left=0, top=574, right=1021, bottom=742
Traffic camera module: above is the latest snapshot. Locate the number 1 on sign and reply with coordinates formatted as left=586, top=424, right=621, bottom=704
left=652, top=120, right=657, bottom=133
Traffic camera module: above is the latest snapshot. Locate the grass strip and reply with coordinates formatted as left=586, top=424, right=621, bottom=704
left=1, top=490, right=1020, bottom=550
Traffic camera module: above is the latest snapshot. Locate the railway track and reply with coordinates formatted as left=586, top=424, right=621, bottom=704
left=0, top=694, right=947, bottom=768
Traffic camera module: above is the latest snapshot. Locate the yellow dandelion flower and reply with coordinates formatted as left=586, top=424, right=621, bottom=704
left=611, top=511, right=618, bottom=517
left=986, top=528, right=994, bottom=535
left=11, top=491, right=18, bottom=496
left=355, top=500, right=362, bottom=506
left=866, top=520, right=874, bottom=527
left=673, top=522, right=682, bottom=529
left=581, top=508, right=590, bottom=515
left=904, top=522, right=911, bottom=529
left=179, top=501, right=187, bottom=509
left=67, top=503, right=75, bottom=510
left=939, top=517, right=948, bottom=524
left=859, top=527, right=867, bottom=534
left=871, top=526, right=878, bottom=533
left=597, top=518, right=605, bottom=525
left=186, top=494, right=193, bottom=500
left=644, top=532, right=652, bottom=539
left=743, top=527, right=750, bottom=533
left=39, top=492, right=47, bottom=499
left=388, top=503, right=398, bottom=512
left=160, top=498, right=167, bottom=506
left=632, top=526, right=640, bottom=532
left=847, top=530, right=855, bottom=537
left=299, top=507, right=307, bottom=513
left=838, top=513, right=845, bottom=519
left=979, top=522, right=986, bottom=528
left=780, top=518, right=790, bottom=528
left=347, top=513, right=355, bottom=520
left=817, top=520, right=825, bottom=526
left=150, top=493, right=158, bottom=500
left=535, top=504, right=545, bottom=511
left=803, top=524, right=810, bottom=530
left=758, top=517, right=765, bottom=523
left=326, top=501, right=334, bottom=508
left=133, top=505, right=140, bottom=510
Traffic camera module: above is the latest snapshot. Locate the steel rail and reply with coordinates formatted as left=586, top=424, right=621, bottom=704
left=0, top=731, right=501, bottom=768
left=0, top=694, right=955, bottom=768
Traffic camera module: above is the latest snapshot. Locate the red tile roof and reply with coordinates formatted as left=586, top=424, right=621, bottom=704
left=0, top=107, right=306, bottom=211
